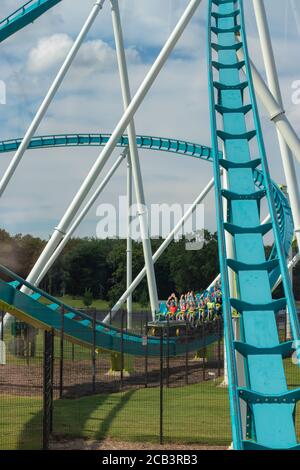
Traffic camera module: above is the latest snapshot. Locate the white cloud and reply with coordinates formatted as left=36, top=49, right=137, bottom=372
left=27, top=33, right=73, bottom=73
left=26, top=32, right=141, bottom=78
left=0, top=0, right=299, bottom=239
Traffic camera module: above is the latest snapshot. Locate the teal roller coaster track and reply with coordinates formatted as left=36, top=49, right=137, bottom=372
left=0, top=0, right=299, bottom=450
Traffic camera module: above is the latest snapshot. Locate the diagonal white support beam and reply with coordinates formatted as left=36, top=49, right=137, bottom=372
left=15, top=0, right=202, bottom=292
left=273, top=252, right=300, bottom=292
left=253, top=0, right=300, bottom=251
left=103, top=175, right=214, bottom=323
left=126, top=154, right=133, bottom=329
left=1, top=149, right=127, bottom=333
left=35, top=149, right=128, bottom=286
left=110, top=0, right=159, bottom=320
left=237, top=48, right=300, bottom=166
left=0, top=0, right=106, bottom=197
left=2, top=0, right=202, bottom=331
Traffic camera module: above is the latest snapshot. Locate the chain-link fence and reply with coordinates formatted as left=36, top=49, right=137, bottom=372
left=1, top=311, right=300, bottom=450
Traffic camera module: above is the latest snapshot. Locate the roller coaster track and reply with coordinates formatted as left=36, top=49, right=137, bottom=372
left=0, top=264, right=222, bottom=357
left=0, top=0, right=298, bottom=450
left=0, top=131, right=293, bottom=361
left=207, top=0, right=300, bottom=450
left=0, top=0, right=62, bottom=43
left=0, top=132, right=293, bottom=361
left=0, top=132, right=293, bottom=274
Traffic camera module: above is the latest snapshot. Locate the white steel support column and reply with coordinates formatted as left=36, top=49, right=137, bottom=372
left=253, top=0, right=300, bottom=251
left=35, top=150, right=128, bottom=285
left=0, top=0, right=106, bottom=197
left=286, top=246, right=294, bottom=341
left=2, top=0, right=201, bottom=331
left=110, top=0, right=159, bottom=320
left=222, top=168, right=231, bottom=387
left=222, top=161, right=246, bottom=431
left=273, top=253, right=300, bottom=292
left=104, top=175, right=214, bottom=323
left=237, top=48, right=300, bottom=166
left=17, top=0, right=201, bottom=293
left=126, top=154, right=133, bottom=329
left=1, top=150, right=127, bottom=333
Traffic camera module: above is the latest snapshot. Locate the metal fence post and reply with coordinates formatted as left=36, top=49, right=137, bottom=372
left=202, top=323, right=206, bottom=382
left=92, top=310, right=96, bottom=394
left=185, top=320, right=189, bottom=386
left=144, top=312, right=149, bottom=388
left=120, top=310, right=125, bottom=389
left=43, top=330, right=53, bottom=450
left=218, top=319, right=222, bottom=377
left=50, top=329, right=54, bottom=433
left=166, top=317, right=170, bottom=387
left=59, top=306, right=64, bottom=399
left=160, top=327, right=164, bottom=446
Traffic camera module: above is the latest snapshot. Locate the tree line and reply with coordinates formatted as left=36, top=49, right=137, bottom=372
left=0, top=229, right=299, bottom=304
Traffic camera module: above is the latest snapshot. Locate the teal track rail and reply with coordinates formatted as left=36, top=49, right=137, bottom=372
left=0, top=132, right=293, bottom=367
left=207, top=0, right=300, bottom=450
left=0, top=264, right=220, bottom=357
left=0, top=0, right=299, bottom=450
left=0, top=132, right=294, bottom=282
left=0, top=0, right=62, bottom=43
left=0, top=133, right=213, bottom=160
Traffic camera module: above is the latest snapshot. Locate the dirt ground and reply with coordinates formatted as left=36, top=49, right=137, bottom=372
left=50, top=437, right=226, bottom=451
left=0, top=354, right=223, bottom=398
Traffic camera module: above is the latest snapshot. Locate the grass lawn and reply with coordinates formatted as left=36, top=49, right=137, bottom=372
left=0, top=380, right=231, bottom=450
left=1, top=355, right=300, bottom=449
left=59, top=295, right=149, bottom=312
left=0, top=396, right=43, bottom=450
left=52, top=380, right=231, bottom=446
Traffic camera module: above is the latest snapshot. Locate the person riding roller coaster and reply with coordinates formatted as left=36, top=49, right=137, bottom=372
left=161, top=284, right=223, bottom=325
left=166, top=293, right=178, bottom=320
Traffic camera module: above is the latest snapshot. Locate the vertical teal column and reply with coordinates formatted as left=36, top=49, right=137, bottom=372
left=207, top=0, right=300, bottom=450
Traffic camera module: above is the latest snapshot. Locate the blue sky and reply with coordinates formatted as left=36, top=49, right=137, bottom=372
left=0, top=0, right=299, bottom=239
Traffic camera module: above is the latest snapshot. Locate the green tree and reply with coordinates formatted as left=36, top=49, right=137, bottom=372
left=83, top=288, right=93, bottom=307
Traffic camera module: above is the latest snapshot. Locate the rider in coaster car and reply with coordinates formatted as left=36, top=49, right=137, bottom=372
left=166, top=293, right=178, bottom=320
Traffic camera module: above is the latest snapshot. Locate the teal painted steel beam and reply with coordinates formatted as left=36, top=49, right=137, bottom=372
left=0, top=264, right=219, bottom=357
left=207, top=0, right=300, bottom=450
left=0, top=0, right=62, bottom=43
left=0, top=132, right=293, bottom=285
left=0, top=133, right=213, bottom=160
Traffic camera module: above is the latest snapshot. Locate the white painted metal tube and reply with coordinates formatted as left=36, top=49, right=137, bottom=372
left=1, top=149, right=126, bottom=332
left=104, top=174, right=214, bottom=323
left=20, top=0, right=202, bottom=292
left=273, top=252, right=300, bottom=292
left=35, top=150, right=127, bottom=285
left=253, top=0, right=300, bottom=250
left=126, top=154, right=133, bottom=329
left=110, top=0, right=159, bottom=320
left=1, top=0, right=107, bottom=330
left=237, top=48, right=300, bottom=165
left=0, top=0, right=106, bottom=198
